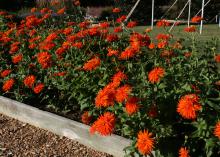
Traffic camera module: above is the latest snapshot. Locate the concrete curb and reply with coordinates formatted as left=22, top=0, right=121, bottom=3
left=0, top=96, right=131, bottom=157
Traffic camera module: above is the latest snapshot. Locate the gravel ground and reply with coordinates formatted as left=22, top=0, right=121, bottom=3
left=0, top=114, right=112, bottom=157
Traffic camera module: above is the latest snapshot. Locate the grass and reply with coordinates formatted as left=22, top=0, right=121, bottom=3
left=130, top=24, right=220, bottom=41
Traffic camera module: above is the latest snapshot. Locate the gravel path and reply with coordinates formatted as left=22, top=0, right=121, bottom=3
left=0, top=114, right=112, bottom=157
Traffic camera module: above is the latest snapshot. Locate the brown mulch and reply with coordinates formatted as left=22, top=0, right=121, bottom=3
left=0, top=114, right=112, bottom=157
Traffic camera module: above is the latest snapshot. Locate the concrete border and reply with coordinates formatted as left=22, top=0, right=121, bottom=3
left=0, top=96, right=131, bottom=157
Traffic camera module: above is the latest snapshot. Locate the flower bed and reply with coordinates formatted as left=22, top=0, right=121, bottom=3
left=0, top=6, right=220, bottom=157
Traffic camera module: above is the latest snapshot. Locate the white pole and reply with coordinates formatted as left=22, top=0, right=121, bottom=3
left=200, top=0, right=205, bottom=34
left=151, top=0, right=155, bottom=29
left=195, top=0, right=211, bottom=16
left=169, top=0, right=190, bottom=32
left=187, top=0, right=191, bottom=27
left=219, top=15, right=220, bottom=28
left=125, top=0, right=141, bottom=22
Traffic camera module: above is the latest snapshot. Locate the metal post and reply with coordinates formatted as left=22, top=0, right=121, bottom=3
left=187, top=0, right=191, bottom=27
left=151, top=0, right=155, bottom=29
left=200, top=0, right=205, bottom=34
left=219, top=15, right=220, bottom=28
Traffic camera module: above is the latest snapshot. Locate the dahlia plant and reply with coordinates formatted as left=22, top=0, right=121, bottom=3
left=0, top=4, right=220, bottom=157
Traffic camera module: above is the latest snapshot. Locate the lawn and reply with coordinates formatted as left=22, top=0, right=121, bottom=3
left=132, top=24, right=220, bottom=41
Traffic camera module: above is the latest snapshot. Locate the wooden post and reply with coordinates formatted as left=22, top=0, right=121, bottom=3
left=200, top=0, right=205, bottom=34
left=151, top=0, right=155, bottom=29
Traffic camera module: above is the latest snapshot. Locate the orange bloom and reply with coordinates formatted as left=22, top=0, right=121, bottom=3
left=184, top=26, right=196, bottom=32
left=83, top=57, right=101, bottom=71
left=145, top=28, right=152, bottom=33
left=214, top=121, right=220, bottom=139
left=2, top=78, right=15, bottom=92
left=136, top=130, right=155, bottom=155
left=107, top=48, right=118, bottom=57
left=177, top=94, right=201, bottom=119
left=127, top=21, right=137, bottom=28
left=179, top=147, right=190, bottom=157
left=115, top=85, right=132, bottom=103
left=191, top=16, right=203, bottom=23
left=57, top=7, right=65, bottom=15
left=112, top=8, right=121, bottom=13
left=1, top=70, right=12, bottom=78
left=12, top=54, right=23, bottom=64
left=45, top=33, right=58, bottom=42
left=31, top=8, right=37, bottom=13
left=184, top=52, right=192, bottom=58
left=156, top=19, right=170, bottom=27
left=24, top=75, right=36, bottom=88
left=125, top=97, right=140, bottom=115
left=81, top=111, right=92, bottom=125
left=37, top=52, right=52, bottom=69
left=114, top=26, right=123, bottom=33
left=116, top=15, right=126, bottom=23
left=95, top=83, right=116, bottom=108
left=148, top=43, right=155, bottom=49
left=119, top=47, right=138, bottom=60
left=112, top=71, right=127, bottom=88
left=100, top=22, right=110, bottom=28
left=106, top=34, right=119, bottom=42
left=148, top=67, right=165, bottom=83
left=33, top=83, right=44, bottom=94
left=90, top=112, right=115, bottom=136
left=157, top=41, right=168, bottom=49
left=214, top=54, right=220, bottom=63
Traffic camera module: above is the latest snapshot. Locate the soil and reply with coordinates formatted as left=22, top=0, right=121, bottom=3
left=0, top=114, right=112, bottom=157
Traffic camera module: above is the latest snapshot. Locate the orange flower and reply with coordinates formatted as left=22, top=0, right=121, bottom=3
left=114, top=26, right=123, bottom=33
left=157, top=41, right=168, bottom=49
left=156, top=19, right=170, bottom=27
left=2, top=78, right=15, bottom=92
left=214, top=121, right=220, bottom=139
left=37, top=52, right=52, bottom=69
left=116, top=15, right=126, bottom=23
left=112, top=8, right=121, bottom=13
left=179, top=147, right=190, bottom=157
left=1, top=70, right=12, bottom=78
left=45, top=33, right=58, bottom=42
left=24, top=75, right=36, bottom=88
left=81, top=111, right=92, bottom=125
left=127, top=21, right=137, bottom=28
left=106, top=34, right=119, bottom=42
left=100, top=22, right=110, bottom=28
left=214, top=54, right=220, bottom=63
left=184, top=52, right=192, bottom=58
left=115, top=85, right=132, bottom=103
left=184, top=26, right=196, bottom=32
left=31, top=8, right=37, bottom=13
left=107, top=48, right=118, bottom=57
left=33, top=83, right=44, bottom=94
left=145, top=28, right=152, bottom=33
left=148, top=67, right=165, bottom=83
left=95, top=83, right=116, bottom=108
left=119, top=46, right=138, bottom=60
left=90, top=112, right=115, bottom=136
left=148, top=43, right=155, bottom=49
left=12, top=54, right=23, bottom=64
left=177, top=94, right=201, bottom=119
left=136, top=130, right=155, bottom=155
left=125, top=97, right=140, bottom=115
left=191, top=16, right=203, bottom=23
left=57, top=7, right=65, bottom=15
left=112, top=71, right=127, bottom=88
left=83, top=57, right=101, bottom=71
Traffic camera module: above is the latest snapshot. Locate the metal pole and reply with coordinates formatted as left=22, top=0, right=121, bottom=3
left=187, top=0, right=191, bottom=27
left=151, top=0, right=155, bottom=29
left=125, top=0, right=141, bottom=22
left=200, top=0, right=205, bottom=34
left=169, top=0, right=190, bottom=32
left=219, top=15, right=220, bottom=27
